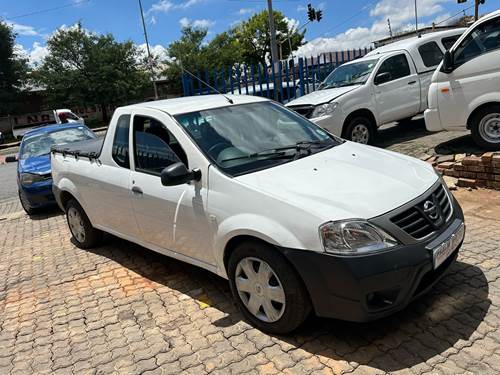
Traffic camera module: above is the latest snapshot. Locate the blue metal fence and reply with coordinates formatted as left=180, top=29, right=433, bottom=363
left=182, top=47, right=373, bottom=103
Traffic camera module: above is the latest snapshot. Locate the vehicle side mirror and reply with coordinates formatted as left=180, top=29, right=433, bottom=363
left=441, top=50, right=454, bottom=73
left=5, top=155, right=18, bottom=163
left=374, top=72, right=391, bottom=85
left=160, top=162, right=201, bottom=186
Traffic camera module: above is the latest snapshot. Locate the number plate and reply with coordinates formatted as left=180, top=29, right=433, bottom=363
left=432, top=223, right=465, bottom=269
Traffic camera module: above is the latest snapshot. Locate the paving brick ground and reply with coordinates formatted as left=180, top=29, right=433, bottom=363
left=1, top=188, right=500, bottom=375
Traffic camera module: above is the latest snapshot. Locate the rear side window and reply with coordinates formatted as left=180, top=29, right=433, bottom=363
left=112, top=115, right=130, bottom=168
left=418, top=42, right=444, bottom=68
left=454, top=17, right=500, bottom=66
left=377, top=54, right=411, bottom=82
left=442, top=35, right=460, bottom=50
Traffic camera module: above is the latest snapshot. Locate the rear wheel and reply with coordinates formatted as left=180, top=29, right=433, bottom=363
left=343, top=116, right=376, bottom=145
left=228, top=240, right=311, bottom=334
left=65, top=199, right=102, bottom=249
left=470, top=105, right=500, bottom=150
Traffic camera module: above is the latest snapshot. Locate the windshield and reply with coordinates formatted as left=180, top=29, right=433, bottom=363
left=175, top=102, right=340, bottom=176
left=320, top=58, right=379, bottom=89
left=20, top=127, right=95, bottom=159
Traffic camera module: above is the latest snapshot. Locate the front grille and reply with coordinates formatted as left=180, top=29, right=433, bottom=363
left=288, top=105, right=314, bottom=119
left=390, top=184, right=452, bottom=240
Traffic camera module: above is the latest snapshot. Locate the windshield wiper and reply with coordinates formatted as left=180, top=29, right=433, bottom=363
left=220, top=140, right=331, bottom=163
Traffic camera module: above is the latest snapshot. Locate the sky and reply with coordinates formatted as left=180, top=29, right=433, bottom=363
left=2, top=0, right=499, bottom=65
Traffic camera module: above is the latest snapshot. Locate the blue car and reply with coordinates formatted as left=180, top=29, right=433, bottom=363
left=17, top=123, right=96, bottom=214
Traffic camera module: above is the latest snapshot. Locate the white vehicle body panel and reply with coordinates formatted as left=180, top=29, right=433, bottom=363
left=51, top=95, right=438, bottom=280
left=286, top=29, right=465, bottom=137
left=425, top=10, right=500, bottom=132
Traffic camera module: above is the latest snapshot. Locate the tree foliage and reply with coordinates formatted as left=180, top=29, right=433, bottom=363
left=34, top=23, right=150, bottom=120
left=163, top=10, right=304, bottom=93
left=0, top=21, right=28, bottom=116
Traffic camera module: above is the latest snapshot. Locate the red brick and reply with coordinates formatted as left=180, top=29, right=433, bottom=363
left=495, top=175, right=500, bottom=182
left=475, top=179, right=487, bottom=187
left=476, top=173, right=494, bottom=180
left=439, top=161, right=455, bottom=169
left=454, top=162, right=465, bottom=171
left=461, top=171, right=477, bottom=179
left=464, top=165, right=486, bottom=172
left=482, top=152, right=495, bottom=164
left=457, top=178, right=477, bottom=188
left=443, top=169, right=459, bottom=177
left=462, top=156, right=482, bottom=166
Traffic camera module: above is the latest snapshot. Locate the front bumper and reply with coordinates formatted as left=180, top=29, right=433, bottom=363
left=424, top=108, right=443, bottom=132
left=20, top=180, right=56, bottom=208
left=280, top=195, right=464, bottom=322
left=310, top=113, right=345, bottom=137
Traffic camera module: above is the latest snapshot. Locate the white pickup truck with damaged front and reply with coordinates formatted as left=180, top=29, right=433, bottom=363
left=51, top=95, right=465, bottom=333
left=286, top=29, right=465, bottom=145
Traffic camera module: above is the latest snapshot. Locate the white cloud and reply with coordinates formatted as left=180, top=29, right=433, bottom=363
left=148, top=0, right=203, bottom=14
left=15, top=42, right=49, bottom=66
left=6, top=21, right=38, bottom=36
left=137, top=43, right=168, bottom=62
left=296, top=0, right=452, bottom=56
left=238, top=8, right=254, bottom=16
left=179, top=17, right=215, bottom=29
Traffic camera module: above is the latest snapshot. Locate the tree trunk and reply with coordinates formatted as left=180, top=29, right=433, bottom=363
left=101, top=104, right=108, bottom=124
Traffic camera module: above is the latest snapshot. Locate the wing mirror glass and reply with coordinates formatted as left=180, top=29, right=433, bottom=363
left=160, top=162, right=201, bottom=186
left=5, top=155, right=18, bottom=163
left=374, top=72, right=391, bottom=85
left=442, top=50, right=454, bottom=73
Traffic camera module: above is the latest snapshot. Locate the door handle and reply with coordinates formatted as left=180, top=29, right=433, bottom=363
left=131, top=186, right=143, bottom=195
left=408, top=81, right=417, bottom=85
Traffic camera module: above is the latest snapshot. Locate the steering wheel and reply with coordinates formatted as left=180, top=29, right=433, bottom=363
left=208, top=142, right=230, bottom=157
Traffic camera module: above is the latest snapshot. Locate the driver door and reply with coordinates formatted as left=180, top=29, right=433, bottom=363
left=129, top=109, right=214, bottom=265
left=374, top=52, right=420, bottom=124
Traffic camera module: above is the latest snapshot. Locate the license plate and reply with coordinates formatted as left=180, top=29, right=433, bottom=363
left=432, top=223, right=465, bottom=269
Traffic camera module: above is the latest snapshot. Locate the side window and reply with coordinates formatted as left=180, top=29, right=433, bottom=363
left=377, top=54, right=411, bottom=83
left=133, top=116, right=188, bottom=175
left=442, top=35, right=460, bottom=50
left=454, top=17, right=500, bottom=66
left=418, top=42, right=444, bottom=68
left=112, top=115, right=130, bottom=168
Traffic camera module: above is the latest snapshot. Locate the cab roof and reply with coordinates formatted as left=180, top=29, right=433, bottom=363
left=122, top=94, right=269, bottom=116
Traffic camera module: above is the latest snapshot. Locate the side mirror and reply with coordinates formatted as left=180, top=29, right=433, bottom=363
left=441, top=50, right=454, bottom=73
left=5, top=155, right=18, bottom=163
left=160, top=162, right=201, bottom=186
left=374, top=72, right=391, bottom=85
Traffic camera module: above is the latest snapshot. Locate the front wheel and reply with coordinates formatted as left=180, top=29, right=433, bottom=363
left=343, top=116, right=376, bottom=145
left=470, top=105, right=500, bottom=150
left=19, top=190, right=37, bottom=215
left=228, top=240, right=311, bottom=334
left=65, top=199, right=102, bottom=249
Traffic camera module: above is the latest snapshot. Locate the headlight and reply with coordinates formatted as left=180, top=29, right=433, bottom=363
left=319, top=220, right=399, bottom=255
left=20, top=173, right=47, bottom=186
left=311, top=102, right=338, bottom=118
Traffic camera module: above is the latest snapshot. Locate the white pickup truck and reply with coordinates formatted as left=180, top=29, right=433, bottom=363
left=286, top=29, right=465, bottom=145
left=51, top=95, right=465, bottom=333
left=12, top=108, right=84, bottom=138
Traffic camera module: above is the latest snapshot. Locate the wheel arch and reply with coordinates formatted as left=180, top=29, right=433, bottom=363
left=342, top=108, right=377, bottom=138
left=466, top=101, right=500, bottom=130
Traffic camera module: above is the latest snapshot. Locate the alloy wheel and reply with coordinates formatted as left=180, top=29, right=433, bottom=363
left=234, top=257, right=286, bottom=323
left=351, top=124, right=370, bottom=144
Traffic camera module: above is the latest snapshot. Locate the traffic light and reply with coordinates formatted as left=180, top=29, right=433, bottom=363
left=316, top=10, right=323, bottom=22
left=307, top=4, right=316, bottom=22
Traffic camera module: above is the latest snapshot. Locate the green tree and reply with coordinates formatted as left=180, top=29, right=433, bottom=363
left=0, top=21, right=28, bottom=116
left=34, top=23, right=150, bottom=121
left=233, top=10, right=305, bottom=66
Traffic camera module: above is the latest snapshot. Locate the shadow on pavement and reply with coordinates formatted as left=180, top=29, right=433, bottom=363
left=434, top=134, right=486, bottom=155
left=28, top=205, right=63, bottom=220
left=376, top=118, right=433, bottom=148
left=87, top=237, right=490, bottom=372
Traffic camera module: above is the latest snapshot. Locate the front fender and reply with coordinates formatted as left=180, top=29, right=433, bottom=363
left=213, top=213, right=312, bottom=278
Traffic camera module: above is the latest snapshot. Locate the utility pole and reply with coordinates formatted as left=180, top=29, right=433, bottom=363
left=387, top=19, right=393, bottom=41
left=414, top=0, right=419, bottom=36
left=138, top=0, right=159, bottom=100
left=267, top=0, right=280, bottom=100
left=474, top=0, right=479, bottom=21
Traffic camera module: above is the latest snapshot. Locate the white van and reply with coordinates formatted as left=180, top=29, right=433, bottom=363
left=286, top=29, right=465, bottom=145
left=425, top=10, right=500, bottom=150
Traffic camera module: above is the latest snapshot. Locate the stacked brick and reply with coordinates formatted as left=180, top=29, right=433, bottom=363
left=429, top=152, right=500, bottom=190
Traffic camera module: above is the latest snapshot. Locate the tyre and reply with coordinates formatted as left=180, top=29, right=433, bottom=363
left=65, top=199, right=102, bottom=249
left=19, top=190, right=37, bottom=215
left=470, top=105, right=500, bottom=150
left=343, top=116, right=376, bottom=145
left=227, top=240, right=311, bottom=334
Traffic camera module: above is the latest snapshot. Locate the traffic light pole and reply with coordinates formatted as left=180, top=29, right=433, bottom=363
left=267, top=0, right=280, bottom=101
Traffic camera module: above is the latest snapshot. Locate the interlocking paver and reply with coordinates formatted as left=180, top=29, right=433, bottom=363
left=1, top=168, right=500, bottom=374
